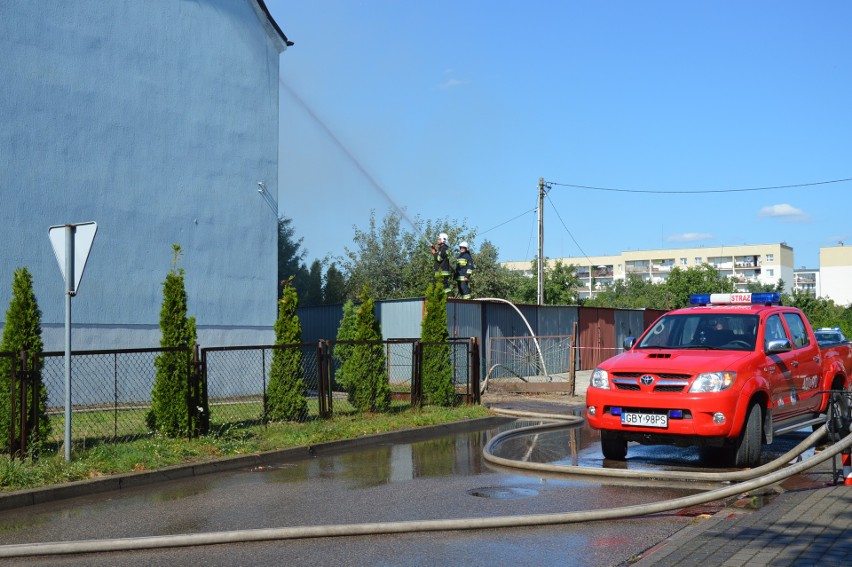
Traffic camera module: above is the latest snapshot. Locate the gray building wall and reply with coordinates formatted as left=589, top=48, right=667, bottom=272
left=0, top=1, right=287, bottom=349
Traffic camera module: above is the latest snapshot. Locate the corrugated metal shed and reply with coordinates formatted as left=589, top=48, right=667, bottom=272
left=537, top=305, right=579, bottom=337
left=376, top=298, right=424, bottom=339
left=296, top=304, right=344, bottom=342
left=613, top=309, right=646, bottom=357
left=447, top=299, right=482, bottom=341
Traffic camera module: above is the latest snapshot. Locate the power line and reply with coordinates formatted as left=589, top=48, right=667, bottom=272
left=544, top=192, right=594, bottom=266
left=546, top=177, right=852, bottom=194
left=479, top=206, right=537, bottom=236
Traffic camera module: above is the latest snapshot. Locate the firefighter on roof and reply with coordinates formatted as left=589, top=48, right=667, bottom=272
left=431, top=233, right=453, bottom=296
left=455, top=241, right=475, bottom=299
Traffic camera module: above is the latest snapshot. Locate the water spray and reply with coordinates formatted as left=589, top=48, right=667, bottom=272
left=280, top=81, right=433, bottom=248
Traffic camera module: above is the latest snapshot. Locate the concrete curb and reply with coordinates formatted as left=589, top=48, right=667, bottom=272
left=0, top=415, right=514, bottom=512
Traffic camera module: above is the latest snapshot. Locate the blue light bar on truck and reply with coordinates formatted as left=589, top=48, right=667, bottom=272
left=689, top=292, right=780, bottom=306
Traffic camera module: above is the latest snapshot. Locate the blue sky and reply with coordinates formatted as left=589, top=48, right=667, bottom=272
left=267, top=1, right=852, bottom=269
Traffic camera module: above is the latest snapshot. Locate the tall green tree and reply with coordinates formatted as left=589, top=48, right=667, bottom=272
left=303, top=259, right=324, bottom=307
left=266, top=283, right=307, bottom=422
left=587, top=264, right=736, bottom=310
left=342, top=210, right=480, bottom=300
left=323, top=263, right=347, bottom=304
left=339, top=287, right=390, bottom=411
left=277, top=215, right=309, bottom=303
left=0, top=268, right=49, bottom=452
left=508, top=258, right=582, bottom=305
left=585, top=273, right=671, bottom=309
left=663, top=264, right=736, bottom=308
left=460, top=240, right=524, bottom=301
left=421, top=282, right=455, bottom=406
left=148, top=245, right=197, bottom=437
left=333, top=299, right=358, bottom=393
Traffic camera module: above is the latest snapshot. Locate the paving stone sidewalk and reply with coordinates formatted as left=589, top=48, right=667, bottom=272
left=633, top=484, right=851, bottom=566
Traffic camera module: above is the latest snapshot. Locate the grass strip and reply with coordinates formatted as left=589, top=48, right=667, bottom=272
left=0, top=404, right=491, bottom=491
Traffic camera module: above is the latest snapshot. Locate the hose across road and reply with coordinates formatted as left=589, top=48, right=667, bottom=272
left=0, top=411, right=849, bottom=558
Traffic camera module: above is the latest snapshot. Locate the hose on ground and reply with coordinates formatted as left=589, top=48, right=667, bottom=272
left=485, top=408, right=828, bottom=482
left=0, top=416, right=849, bottom=557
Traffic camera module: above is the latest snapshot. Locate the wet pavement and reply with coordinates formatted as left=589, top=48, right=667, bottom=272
left=0, top=400, right=842, bottom=566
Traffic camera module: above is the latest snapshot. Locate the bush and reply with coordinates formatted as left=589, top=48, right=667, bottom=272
left=148, top=245, right=197, bottom=437
left=0, top=268, right=49, bottom=452
left=333, top=299, right=358, bottom=393
left=266, top=283, right=307, bottom=421
left=421, top=282, right=455, bottom=406
left=340, top=287, right=390, bottom=412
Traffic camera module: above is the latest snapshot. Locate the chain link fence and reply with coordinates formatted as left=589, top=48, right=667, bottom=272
left=202, top=344, right=323, bottom=429
left=38, top=347, right=191, bottom=451
left=3, top=338, right=480, bottom=458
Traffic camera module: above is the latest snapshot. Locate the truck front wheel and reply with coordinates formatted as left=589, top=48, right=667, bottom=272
left=730, top=402, right=763, bottom=468
left=600, top=430, right=627, bottom=460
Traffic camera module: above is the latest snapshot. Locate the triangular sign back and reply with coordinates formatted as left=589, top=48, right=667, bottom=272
left=48, top=222, right=97, bottom=294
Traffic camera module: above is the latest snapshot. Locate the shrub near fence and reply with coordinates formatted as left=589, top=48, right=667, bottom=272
left=5, top=338, right=480, bottom=458
left=201, top=343, right=323, bottom=428
left=38, top=347, right=192, bottom=451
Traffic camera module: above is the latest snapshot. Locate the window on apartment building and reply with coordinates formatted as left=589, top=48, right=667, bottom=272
left=767, top=269, right=774, bottom=277
left=766, top=254, right=774, bottom=262
left=694, top=257, right=702, bottom=265
left=680, top=258, right=687, bottom=266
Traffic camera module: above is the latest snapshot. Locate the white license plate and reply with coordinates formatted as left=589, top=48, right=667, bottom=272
left=621, top=412, right=668, bottom=428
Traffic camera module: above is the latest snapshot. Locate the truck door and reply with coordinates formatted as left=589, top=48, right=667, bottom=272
left=781, top=312, right=822, bottom=414
left=762, top=314, right=797, bottom=419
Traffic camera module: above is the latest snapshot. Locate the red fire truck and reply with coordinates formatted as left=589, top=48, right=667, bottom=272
left=585, top=292, right=852, bottom=467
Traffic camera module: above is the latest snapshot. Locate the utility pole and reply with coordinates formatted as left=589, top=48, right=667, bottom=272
left=537, top=177, right=545, bottom=305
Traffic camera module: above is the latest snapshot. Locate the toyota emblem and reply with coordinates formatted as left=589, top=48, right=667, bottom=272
left=640, top=375, right=655, bottom=385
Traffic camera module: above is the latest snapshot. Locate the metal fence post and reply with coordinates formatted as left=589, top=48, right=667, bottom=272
left=326, top=341, right=334, bottom=417
left=411, top=341, right=422, bottom=408
left=18, top=350, right=28, bottom=456
left=316, top=341, right=327, bottom=418
left=113, top=352, right=119, bottom=441
left=199, top=346, right=210, bottom=435
left=26, top=350, right=40, bottom=452
left=470, top=338, right=481, bottom=405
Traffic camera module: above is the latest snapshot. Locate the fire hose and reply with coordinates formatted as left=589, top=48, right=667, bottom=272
left=0, top=407, right=849, bottom=557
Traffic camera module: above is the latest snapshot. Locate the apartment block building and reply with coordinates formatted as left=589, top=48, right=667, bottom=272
left=503, top=243, right=794, bottom=300
left=818, top=245, right=852, bottom=306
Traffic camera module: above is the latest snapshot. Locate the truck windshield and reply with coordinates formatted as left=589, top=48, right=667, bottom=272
left=638, top=313, right=759, bottom=351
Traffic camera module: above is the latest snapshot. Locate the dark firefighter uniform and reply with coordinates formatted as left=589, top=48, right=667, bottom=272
left=432, top=238, right=453, bottom=295
left=455, top=243, right=475, bottom=299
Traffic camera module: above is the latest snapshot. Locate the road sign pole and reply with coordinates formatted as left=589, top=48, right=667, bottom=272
left=64, top=225, right=74, bottom=462
left=48, top=221, right=96, bottom=462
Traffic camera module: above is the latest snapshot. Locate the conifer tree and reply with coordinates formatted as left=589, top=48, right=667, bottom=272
left=266, top=282, right=307, bottom=421
left=0, top=268, right=49, bottom=451
left=148, top=245, right=197, bottom=437
left=340, top=287, right=390, bottom=411
left=421, top=282, right=455, bottom=405
left=333, top=299, right=358, bottom=393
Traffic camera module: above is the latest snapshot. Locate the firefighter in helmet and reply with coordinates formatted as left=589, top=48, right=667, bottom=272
left=455, top=241, right=475, bottom=299
left=431, top=233, right=453, bottom=295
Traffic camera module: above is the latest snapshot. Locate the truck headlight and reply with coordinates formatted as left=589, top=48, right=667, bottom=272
left=689, top=371, right=736, bottom=393
left=590, top=368, right=610, bottom=390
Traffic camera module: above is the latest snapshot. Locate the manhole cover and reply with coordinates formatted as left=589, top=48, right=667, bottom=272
left=467, top=486, right=539, bottom=500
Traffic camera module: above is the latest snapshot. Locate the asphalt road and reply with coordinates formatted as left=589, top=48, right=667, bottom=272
left=0, top=415, right=822, bottom=567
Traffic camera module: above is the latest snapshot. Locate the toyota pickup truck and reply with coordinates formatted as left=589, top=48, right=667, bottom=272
left=586, top=292, right=852, bottom=467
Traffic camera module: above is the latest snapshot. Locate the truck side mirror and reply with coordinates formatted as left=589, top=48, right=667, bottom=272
left=766, top=338, right=792, bottom=354
left=623, top=337, right=636, bottom=350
